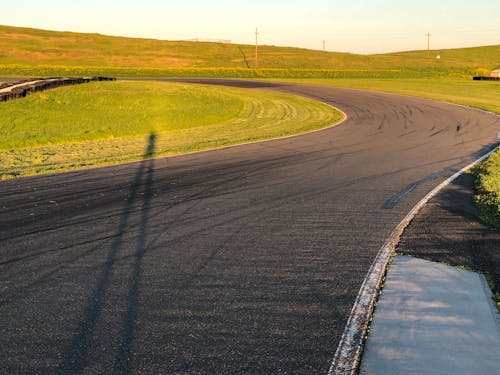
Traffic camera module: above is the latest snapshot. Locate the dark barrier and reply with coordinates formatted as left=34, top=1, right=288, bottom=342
left=0, top=77, right=116, bottom=102
left=473, top=76, right=500, bottom=81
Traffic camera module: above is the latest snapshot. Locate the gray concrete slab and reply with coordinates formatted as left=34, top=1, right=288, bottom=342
left=360, top=255, right=500, bottom=375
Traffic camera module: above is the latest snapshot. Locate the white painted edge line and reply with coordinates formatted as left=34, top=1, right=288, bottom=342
left=328, top=142, right=500, bottom=375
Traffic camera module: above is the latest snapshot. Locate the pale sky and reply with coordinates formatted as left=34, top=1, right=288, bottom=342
left=1, top=0, right=498, bottom=54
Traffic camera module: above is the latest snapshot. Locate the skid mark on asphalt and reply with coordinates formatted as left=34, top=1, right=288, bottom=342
left=377, top=115, right=387, bottom=130
left=381, top=160, right=466, bottom=209
left=430, top=126, right=449, bottom=137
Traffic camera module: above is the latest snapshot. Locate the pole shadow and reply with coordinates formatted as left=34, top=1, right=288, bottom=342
left=113, top=133, right=155, bottom=373
left=58, top=133, right=156, bottom=374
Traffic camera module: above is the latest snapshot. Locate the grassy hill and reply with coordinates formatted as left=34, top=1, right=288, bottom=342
left=0, top=25, right=499, bottom=78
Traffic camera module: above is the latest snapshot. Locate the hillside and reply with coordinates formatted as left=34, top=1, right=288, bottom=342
left=0, top=25, right=499, bottom=77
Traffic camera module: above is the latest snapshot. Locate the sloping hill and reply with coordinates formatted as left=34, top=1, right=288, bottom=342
left=0, top=25, right=498, bottom=77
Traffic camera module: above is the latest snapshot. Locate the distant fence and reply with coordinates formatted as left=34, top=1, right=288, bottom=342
left=472, top=76, right=500, bottom=81
left=0, top=76, right=116, bottom=102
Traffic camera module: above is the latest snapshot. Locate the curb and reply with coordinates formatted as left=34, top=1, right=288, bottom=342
left=328, top=143, right=500, bottom=375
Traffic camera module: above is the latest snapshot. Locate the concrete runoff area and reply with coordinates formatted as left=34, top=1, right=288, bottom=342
left=360, top=256, right=500, bottom=375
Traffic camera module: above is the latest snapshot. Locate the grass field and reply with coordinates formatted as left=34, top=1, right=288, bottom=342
left=474, top=151, right=500, bottom=230
left=1, top=81, right=244, bottom=149
left=0, top=81, right=342, bottom=179
left=0, top=25, right=498, bottom=78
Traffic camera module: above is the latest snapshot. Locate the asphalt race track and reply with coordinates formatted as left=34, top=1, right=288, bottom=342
left=1, top=80, right=499, bottom=373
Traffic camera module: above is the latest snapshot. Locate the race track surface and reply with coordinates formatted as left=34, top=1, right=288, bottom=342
left=1, top=80, right=498, bottom=373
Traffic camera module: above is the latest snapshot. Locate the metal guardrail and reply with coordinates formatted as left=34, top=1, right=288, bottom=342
left=0, top=76, right=116, bottom=102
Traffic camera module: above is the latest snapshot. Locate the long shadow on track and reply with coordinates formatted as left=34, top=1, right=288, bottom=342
left=59, top=133, right=156, bottom=374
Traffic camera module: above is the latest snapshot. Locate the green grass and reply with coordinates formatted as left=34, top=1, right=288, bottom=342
left=473, top=151, right=500, bottom=230
left=0, top=65, right=470, bottom=79
left=0, top=81, right=244, bottom=149
left=0, top=25, right=498, bottom=77
left=0, top=81, right=342, bottom=179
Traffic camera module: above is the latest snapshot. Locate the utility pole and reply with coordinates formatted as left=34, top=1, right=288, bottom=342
left=323, top=40, right=326, bottom=51
left=255, top=27, right=259, bottom=69
left=426, top=32, right=431, bottom=56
